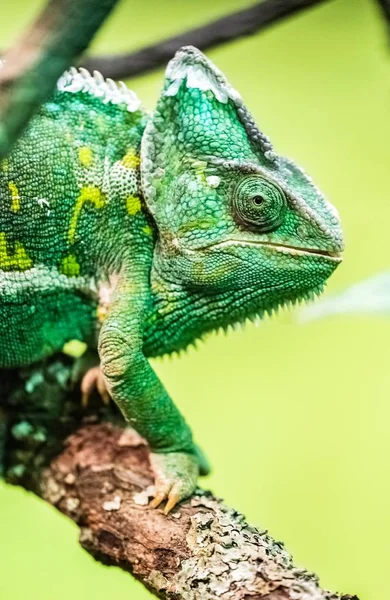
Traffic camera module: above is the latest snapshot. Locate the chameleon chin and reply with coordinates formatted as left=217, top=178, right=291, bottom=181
left=0, top=46, right=343, bottom=514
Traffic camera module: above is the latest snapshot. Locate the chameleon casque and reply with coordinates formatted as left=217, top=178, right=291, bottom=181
left=0, top=46, right=343, bottom=513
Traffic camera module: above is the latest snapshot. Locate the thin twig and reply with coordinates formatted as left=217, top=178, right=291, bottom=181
left=82, top=0, right=333, bottom=80
left=0, top=0, right=119, bottom=160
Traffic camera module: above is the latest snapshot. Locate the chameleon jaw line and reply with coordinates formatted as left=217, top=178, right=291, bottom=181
left=184, top=239, right=343, bottom=262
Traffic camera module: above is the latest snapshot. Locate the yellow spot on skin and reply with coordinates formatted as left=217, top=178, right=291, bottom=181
left=151, top=279, right=166, bottom=295
left=96, top=305, right=108, bottom=323
left=63, top=340, right=87, bottom=358
left=178, top=216, right=218, bottom=234
left=1, top=159, right=9, bottom=172
left=8, top=182, right=21, bottom=212
left=142, top=225, right=153, bottom=236
left=60, top=253, right=81, bottom=277
left=190, top=159, right=208, bottom=183
left=68, top=186, right=106, bottom=244
left=0, top=233, right=32, bottom=271
left=122, top=148, right=140, bottom=169
left=126, top=195, right=141, bottom=215
left=78, top=146, right=93, bottom=167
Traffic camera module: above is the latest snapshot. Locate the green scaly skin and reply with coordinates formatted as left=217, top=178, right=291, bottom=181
left=0, top=47, right=343, bottom=511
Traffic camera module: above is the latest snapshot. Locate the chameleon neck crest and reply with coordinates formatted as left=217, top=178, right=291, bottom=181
left=57, top=66, right=141, bottom=112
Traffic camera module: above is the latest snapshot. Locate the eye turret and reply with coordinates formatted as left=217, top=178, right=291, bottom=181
left=232, top=175, right=287, bottom=232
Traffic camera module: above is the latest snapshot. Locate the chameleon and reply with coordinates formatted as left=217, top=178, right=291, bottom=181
left=0, top=46, right=343, bottom=513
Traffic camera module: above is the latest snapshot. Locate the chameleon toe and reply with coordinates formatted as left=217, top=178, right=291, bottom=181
left=164, top=493, right=180, bottom=515
left=149, top=492, right=166, bottom=510
left=80, top=366, right=110, bottom=407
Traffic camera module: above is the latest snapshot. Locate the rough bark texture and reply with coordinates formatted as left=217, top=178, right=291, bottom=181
left=0, top=356, right=358, bottom=600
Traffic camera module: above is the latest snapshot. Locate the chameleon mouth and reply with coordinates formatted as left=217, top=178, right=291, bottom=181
left=260, top=241, right=342, bottom=261
left=206, top=239, right=343, bottom=262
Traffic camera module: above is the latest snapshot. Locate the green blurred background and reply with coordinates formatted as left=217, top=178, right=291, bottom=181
left=0, top=0, right=388, bottom=598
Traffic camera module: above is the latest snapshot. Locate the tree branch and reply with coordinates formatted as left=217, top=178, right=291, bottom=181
left=81, top=0, right=333, bottom=80
left=376, top=0, right=390, bottom=41
left=1, top=356, right=358, bottom=600
left=0, top=0, right=119, bottom=160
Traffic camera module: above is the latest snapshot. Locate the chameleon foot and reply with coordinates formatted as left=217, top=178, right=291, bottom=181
left=80, top=366, right=110, bottom=408
left=149, top=452, right=199, bottom=514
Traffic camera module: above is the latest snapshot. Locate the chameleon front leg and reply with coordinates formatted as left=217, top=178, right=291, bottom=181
left=98, top=272, right=202, bottom=513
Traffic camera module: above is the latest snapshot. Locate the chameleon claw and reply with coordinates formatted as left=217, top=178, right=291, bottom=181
left=149, top=492, right=166, bottom=510
left=97, top=377, right=111, bottom=405
left=80, top=366, right=110, bottom=408
left=81, top=393, right=89, bottom=409
left=101, top=393, right=111, bottom=406
left=164, top=493, right=180, bottom=515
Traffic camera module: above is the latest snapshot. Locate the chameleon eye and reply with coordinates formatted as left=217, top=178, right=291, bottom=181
left=232, top=175, right=287, bottom=232
left=252, top=195, right=264, bottom=206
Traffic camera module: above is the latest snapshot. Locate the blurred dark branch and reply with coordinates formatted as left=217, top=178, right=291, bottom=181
left=1, top=357, right=358, bottom=600
left=0, top=0, right=387, bottom=161
left=0, top=0, right=119, bottom=160
left=82, top=0, right=333, bottom=80
left=376, top=0, right=390, bottom=32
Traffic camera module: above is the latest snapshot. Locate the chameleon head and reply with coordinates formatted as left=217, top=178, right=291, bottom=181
left=141, top=47, right=343, bottom=353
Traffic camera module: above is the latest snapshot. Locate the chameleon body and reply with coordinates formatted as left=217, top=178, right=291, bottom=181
left=0, top=47, right=343, bottom=511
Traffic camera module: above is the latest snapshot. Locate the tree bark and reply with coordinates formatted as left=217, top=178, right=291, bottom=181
left=0, top=356, right=358, bottom=600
